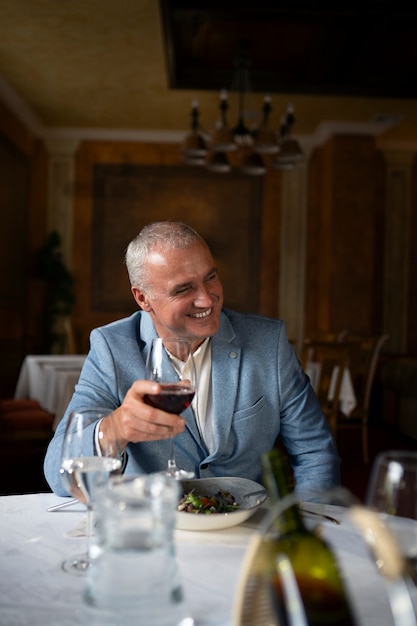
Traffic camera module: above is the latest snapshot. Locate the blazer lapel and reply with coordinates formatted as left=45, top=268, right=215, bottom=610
left=209, top=314, right=241, bottom=456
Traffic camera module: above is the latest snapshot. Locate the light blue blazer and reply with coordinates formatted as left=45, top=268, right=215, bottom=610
left=44, top=309, right=340, bottom=496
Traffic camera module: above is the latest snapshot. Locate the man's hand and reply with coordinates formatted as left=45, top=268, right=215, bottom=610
left=98, top=380, right=186, bottom=450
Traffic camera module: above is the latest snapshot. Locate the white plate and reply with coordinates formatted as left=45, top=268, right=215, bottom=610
left=176, top=477, right=267, bottom=531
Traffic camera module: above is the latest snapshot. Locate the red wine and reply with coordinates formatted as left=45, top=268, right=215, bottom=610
left=144, top=384, right=195, bottom=414
left=271, top=570, right=355, bottom=626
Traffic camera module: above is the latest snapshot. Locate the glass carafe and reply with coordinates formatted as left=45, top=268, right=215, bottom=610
left=83, top=473, right=194, bottom=626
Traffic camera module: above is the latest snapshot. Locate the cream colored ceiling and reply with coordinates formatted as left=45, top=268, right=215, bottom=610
left=0, top=0, right=416, bottom=144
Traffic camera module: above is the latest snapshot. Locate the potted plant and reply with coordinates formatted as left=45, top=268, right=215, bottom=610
left=36, top=231, right=75, bottom=353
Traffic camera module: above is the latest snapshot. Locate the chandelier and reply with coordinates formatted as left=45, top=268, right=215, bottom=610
left=180, top=44, right=304, bottom=176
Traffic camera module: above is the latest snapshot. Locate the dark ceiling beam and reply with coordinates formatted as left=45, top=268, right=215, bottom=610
left=159, top=0, right=417, bottom=98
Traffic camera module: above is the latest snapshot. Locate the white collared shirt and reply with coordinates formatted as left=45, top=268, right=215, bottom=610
left=96, top=337, right=215, bottom=455
left=168, top=337, right=214, bottom=453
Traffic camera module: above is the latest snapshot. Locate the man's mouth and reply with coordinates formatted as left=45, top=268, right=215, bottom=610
left=189, top=308, right=212, bottom=319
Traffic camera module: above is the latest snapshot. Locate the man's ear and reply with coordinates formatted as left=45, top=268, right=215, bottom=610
left=131, top=286, right=152, bottom=312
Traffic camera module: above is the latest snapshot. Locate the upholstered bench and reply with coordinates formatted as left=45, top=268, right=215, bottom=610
left=0, top=399, right=55, bottom=493
left=0, top=399, right=55, bottom=440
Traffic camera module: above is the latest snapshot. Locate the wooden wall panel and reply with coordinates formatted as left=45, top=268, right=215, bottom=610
left=90, top=163, right=263, bottom=312
left=330, top=135, right=385, bottom=332
left=408, top=155, right=417, bottom=354
left=0, top=135, right=29, bottom=307
left=0, top=133, right=29, bottom=396
left=0, top=102, right=48, bottom=396
left=72, top=141, right=280, bottom=340
left=305, top=135, right=386, bottom=339
left=259, top=171, right=282, bottom=319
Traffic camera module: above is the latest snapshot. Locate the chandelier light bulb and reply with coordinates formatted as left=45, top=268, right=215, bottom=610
left=179, top=47, right=303, bottom=174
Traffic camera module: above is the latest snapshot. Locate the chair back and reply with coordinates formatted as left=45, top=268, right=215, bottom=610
left=344, top=333, right=389, bottom=413
left=301, top=340, right=352, bottom=432
left=304, top=329, right=349, bottom=343
left=64, top=318, right=77, bottom=354
left=64, top=318, right=90, bottom=354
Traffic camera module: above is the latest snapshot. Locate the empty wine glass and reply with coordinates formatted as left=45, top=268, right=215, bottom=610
left=366, top=450, right=417, bottom=577
left=60, top=408, right=122, bottom=575
left=144, top=337, right=196, bottom=479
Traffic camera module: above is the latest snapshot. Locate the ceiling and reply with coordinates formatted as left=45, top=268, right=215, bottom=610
left=0, top=0, right=417, bottom=144
left=161, top=1, right=417, bottom=98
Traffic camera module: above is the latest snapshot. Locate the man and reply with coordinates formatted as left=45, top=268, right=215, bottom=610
left=44, top=221, right=340, bottom=496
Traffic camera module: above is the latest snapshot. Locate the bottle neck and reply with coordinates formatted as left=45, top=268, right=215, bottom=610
left=261, top=449, right=306, bottom=534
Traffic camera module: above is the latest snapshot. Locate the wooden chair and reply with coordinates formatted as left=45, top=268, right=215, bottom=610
left=64, top=318, right=77, bottom=354
left=337, top=333, right=389, bottom=464
left=305, top=329, right=349, bottom=343
left=301, top=340, right=352, bottom=435
left=64, top=318, right=90, bottom=355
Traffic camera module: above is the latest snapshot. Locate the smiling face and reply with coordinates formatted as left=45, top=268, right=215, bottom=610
left=131, top=240, right=224, bottom=348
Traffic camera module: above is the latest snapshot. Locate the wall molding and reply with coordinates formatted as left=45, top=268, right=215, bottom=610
left=2, top=74, right=417, bottom=153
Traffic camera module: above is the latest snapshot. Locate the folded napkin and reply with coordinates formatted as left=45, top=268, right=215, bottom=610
left=65, top=513, right=95, bottom=537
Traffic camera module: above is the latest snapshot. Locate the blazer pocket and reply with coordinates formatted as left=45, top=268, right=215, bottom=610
left=233, top=395, right=266, bottom=422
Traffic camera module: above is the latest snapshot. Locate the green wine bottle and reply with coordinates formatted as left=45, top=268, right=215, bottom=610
left=261, top=449, right=357, bottom=626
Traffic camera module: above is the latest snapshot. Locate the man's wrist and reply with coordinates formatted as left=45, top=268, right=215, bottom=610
left=94, top=417, right=127, bottom=472
left=94, top=418, right=105, bottom=455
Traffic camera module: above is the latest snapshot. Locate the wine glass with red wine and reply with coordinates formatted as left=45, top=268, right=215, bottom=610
left=144, top=337, right=196, bottom=479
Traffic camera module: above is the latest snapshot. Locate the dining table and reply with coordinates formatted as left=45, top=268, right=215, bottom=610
left=14, top=355, right=86, bottom=429
left=0, top=491, right=415, bottom=626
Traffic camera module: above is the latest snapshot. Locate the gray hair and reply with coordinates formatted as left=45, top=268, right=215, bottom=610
left=125, top=221, right=205, bottom=291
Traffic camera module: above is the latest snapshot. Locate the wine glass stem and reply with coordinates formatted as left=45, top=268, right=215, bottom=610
left=167, top=436, right=177, bottom=473
left=85, top=506, right=93, bottom=558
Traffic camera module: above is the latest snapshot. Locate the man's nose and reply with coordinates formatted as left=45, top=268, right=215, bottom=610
left=194, top=286, right=213, bottom=306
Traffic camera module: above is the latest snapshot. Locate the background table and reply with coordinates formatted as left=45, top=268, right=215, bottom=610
left=0, top=492, right=411, bottom=626
left=14, top=355, right=86, bottom=428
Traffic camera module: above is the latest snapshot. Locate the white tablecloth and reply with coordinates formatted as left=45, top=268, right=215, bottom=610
left=305, top=362, right=357, bottom=416
left=0, top=492, right=414, bottom=626
left=14, top=355, right=86, bottom=428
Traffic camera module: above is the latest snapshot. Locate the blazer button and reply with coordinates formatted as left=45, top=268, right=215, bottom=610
left=229, top=351, right=237, bottom=359
left=201, top=463, right=209, bottom=470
